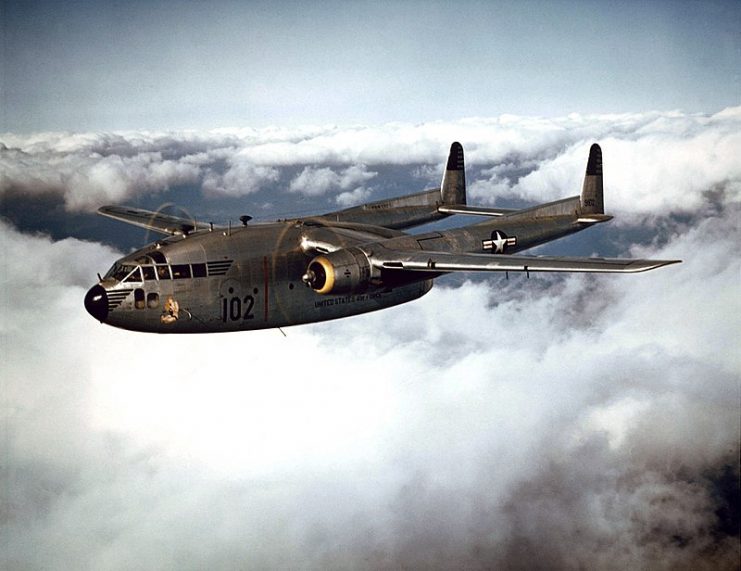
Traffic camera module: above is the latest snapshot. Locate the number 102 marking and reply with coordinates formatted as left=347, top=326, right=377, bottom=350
left=222, top=295, right=255, bottom=321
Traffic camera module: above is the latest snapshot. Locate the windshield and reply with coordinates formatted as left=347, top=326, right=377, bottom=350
left=123, top=267, right=142, bottom=283
left=104, top=263, right=137, bottom=282
left=103, top=263, right=144, bottom=283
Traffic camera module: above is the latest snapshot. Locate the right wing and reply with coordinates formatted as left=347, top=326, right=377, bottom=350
left=98, top=205, right=212, bottom=236
left=320, top=188, right=447, bottom=229
left=374, top=249, right=680, bottom=274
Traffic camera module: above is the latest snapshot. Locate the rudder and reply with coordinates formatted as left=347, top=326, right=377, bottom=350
left=441, top=142, right=466, bottom=205
left=580, top=143, right=604, bottom=214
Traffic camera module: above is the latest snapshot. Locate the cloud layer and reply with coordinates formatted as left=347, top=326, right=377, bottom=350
left=1, top=111, right=739, bottom=569
left=3, top=107, right=740, bottom=219
left=1, top=205, right=739, bottom=569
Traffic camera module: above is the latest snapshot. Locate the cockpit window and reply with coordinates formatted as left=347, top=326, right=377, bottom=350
left=104, top=263, right=118, bottom=280
left=105, top=263, right=137, bottom=282
left=142, top=266, right=157, bottom=280
left=150, top=251, right=167, bottom=264
left=156, top=265, right=171, bottom=280
left=123, top=267, right=143, bottom=283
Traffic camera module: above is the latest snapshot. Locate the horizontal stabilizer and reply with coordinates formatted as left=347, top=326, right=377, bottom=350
left=375, top=249, right=680, bottom=274
left=98, top=206, right=211, bottom=236
left=576, top=214, right=613, bottom=224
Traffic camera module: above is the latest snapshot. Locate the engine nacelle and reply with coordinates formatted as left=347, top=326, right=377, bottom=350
left=303, top=247, right=372, bottom=294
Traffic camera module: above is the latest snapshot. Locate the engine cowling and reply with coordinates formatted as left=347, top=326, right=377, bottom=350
left=303, top=247, right=372, bottom=294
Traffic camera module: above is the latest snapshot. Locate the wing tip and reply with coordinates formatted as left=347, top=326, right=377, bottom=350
left=631, top=259, right=682, bottom=272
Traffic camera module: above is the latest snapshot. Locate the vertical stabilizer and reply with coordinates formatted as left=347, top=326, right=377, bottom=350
left=580, top=143, right=604, bottom=214
left=441, top=142, right=466, bottom=205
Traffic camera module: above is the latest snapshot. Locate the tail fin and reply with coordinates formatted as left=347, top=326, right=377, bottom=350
left=580, top=143, right=604, bottom=215
left=441, top=142, right=466, bottom=205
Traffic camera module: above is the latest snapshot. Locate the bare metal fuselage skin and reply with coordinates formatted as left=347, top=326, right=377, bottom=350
left=91, top=222, right=434, bottom=333
left=87, top=208, right=588, bottom=333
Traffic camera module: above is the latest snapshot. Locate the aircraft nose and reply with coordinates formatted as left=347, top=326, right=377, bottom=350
left=84, top=284, right=109, bottom=322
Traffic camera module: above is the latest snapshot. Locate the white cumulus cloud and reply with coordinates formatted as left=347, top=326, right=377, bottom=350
left=288, top=164, right=377, bottom=197
left=1, top=181, right=738, bottom=569
left=3, top=107, right=739, bottom=217
left=335, top=187, right=373, bottom=207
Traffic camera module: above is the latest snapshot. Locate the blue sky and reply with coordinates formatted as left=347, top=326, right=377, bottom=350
left=2, top=0, right=739, bottom=132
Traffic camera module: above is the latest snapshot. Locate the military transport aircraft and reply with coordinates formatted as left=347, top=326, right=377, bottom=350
left=84, top=143, right=679, bottom=333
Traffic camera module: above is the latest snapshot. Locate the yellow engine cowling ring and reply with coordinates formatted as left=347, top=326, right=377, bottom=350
left=306, top=248, right=372, bottom=294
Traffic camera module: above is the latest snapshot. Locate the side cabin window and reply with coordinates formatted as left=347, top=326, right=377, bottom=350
left=171, top=264, right=191, bottom=279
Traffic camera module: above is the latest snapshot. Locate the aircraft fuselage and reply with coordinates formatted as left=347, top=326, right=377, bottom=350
left=85, top=222, right=434, bottom=333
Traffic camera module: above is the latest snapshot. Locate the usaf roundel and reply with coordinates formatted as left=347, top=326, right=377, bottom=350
left=482, top=230, right=517, bottom=254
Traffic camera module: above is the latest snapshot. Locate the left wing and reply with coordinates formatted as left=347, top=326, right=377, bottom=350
left=98, top=205, right=212, bottom=236
left=373, top=249, right=680, bottom=274
left=318, top=142, right=521, bottom=229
